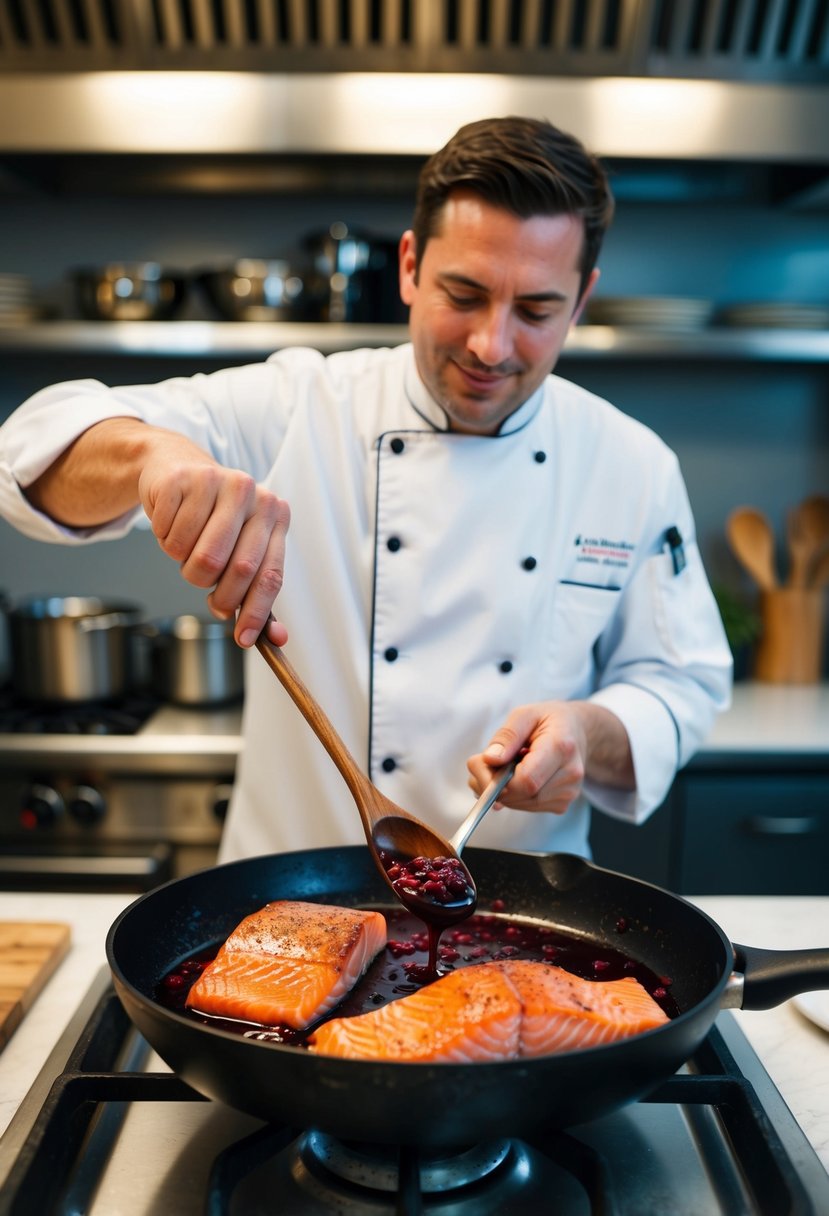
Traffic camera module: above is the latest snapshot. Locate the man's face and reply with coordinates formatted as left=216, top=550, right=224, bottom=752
left=399, top=191, right=598, bottom=435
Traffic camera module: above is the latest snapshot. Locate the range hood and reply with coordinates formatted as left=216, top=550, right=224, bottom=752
left=0, top=0, right=827, bottom=188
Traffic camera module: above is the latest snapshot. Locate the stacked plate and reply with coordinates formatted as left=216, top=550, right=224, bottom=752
left=586, top=296, right=713, bottom=331
left=716, top=302, right=829, bottom=330
left=0, top=273, right=38, bottom=324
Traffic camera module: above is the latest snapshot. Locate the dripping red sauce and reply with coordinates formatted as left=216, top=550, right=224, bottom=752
left=156, top=903, right=679, bottom=1048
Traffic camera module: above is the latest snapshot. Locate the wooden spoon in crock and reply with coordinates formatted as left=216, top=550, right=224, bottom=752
left=726, top=506, right=778, bottom=592
left=255, top=626, right=511, bottom=926
left=787, top=495, right=829, bottom=587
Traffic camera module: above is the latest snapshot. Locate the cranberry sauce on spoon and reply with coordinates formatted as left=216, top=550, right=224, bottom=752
left=378, top=850, right=477, bottom=974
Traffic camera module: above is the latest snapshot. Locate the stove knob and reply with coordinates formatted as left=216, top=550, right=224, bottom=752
left=20, top=783, right=65, bottom=830
left=68, top=784, right=107, bottom=826
left=211, top=783, right=234, bottom=822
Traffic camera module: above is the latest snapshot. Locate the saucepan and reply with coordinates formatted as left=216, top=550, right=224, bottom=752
left=134, top=614, right=244, bottom=707
left=106, top=848, right=828, bottom=1148
left=195, top=259, right=322, bottom=322
left=10, top=596, right=143, bottom=702
left=72, top=263, right=187, bottom=321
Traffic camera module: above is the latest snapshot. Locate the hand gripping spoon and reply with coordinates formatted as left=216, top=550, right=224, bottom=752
left=256, top=627, right=498, bottom=929
left=448, top=755, right=522, bottom=855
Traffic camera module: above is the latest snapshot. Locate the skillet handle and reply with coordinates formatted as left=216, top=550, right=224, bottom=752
left=730, top=943, right=829, bottom=1010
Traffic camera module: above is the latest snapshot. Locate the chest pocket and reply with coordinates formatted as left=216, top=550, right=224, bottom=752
left=547, top=582, right=622, bottom=697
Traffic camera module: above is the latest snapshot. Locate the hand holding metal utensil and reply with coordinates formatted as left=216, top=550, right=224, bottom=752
left=449, top=750, right=525, bottom=855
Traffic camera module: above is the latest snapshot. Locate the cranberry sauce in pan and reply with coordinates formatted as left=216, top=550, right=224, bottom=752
left=157, top=902, right=680, bottom=1048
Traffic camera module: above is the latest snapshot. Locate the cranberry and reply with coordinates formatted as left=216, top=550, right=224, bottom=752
left=438, top=945, right=460, bottom=962
left=383, top=851, right=475, bottom=908
left=653, top=986, right=668, bottom=1000
left=491, top=899, right=506, bottom=912
left=592, top=959, right=611, bottom=973
left=179, top=959, right=205, bottom=974
left=422, top=880, right=448, bottom=898
left=615, top=917, right=629, bottom=933
left=163, top=973, right=186, bottom=991
left=386, top=939, right=416, bottom=957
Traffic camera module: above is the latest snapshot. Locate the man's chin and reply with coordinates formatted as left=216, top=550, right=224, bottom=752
left=442, top=401, right=508, bottom=436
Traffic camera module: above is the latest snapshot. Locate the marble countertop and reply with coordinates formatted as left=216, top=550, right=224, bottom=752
left=0, top=891, right=827, bottom=1177
left=700, top=681, right=829, bottom=755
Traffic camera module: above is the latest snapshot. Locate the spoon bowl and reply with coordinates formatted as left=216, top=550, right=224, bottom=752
left=726, top=506, right=777, bottom=591
left=255, top=628, right=477, bottom=926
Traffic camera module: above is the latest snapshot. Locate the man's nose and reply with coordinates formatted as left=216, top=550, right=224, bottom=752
left=467, top=307, right=514, bottom=367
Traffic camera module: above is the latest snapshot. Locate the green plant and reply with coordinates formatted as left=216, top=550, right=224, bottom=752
left=712, top=583, right=761, bottom=652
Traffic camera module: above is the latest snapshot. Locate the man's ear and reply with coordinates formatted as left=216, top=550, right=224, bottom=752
left=571, top=268, right=600, bottom=326
left=399, top=230, right=418, bottom=306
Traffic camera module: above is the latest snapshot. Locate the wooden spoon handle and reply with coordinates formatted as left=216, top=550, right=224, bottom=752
left=811, top=546, right=829, bottom=589
left=254, top=629, right=376, bottom=820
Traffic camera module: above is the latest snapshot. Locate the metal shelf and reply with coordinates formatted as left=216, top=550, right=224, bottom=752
left=0, top=321, right=828, bottom=362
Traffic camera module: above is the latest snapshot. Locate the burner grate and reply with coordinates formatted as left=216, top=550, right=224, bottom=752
left=0, top=694, right=159, bottom=736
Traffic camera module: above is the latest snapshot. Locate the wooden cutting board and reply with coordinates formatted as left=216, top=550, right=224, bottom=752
left=0, top=922, right=72, bottom=1051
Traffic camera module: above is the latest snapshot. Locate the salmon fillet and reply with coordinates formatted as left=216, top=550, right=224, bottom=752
left=309, top=960, right=669, bottom=1062
left=310, top=963, right=523, bottom=1062
left=186, top=901, right=386, bottom=1030
left=496, top=960, right=670, bottom=1056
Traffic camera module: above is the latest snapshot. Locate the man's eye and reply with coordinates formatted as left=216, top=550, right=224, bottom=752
left=447, top=292, right=478, bottom=308
left=520, top=307, right=550, bottom=323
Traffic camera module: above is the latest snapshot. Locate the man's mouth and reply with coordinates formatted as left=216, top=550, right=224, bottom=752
left=454, top=361, right=514, bottom=391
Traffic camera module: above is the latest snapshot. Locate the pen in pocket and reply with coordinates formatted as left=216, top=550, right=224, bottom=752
left=664, top=526, right=686, bottom=575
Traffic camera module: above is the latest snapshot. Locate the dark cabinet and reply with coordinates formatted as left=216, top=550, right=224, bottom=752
left=590, top=759, right=829, bottom=895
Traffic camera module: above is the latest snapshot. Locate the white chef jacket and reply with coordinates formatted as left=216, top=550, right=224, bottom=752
left=0, top=344, right=732, bottom=862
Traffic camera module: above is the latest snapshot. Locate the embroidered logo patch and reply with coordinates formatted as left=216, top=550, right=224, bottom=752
left=573, top=534, right=635, bottom=571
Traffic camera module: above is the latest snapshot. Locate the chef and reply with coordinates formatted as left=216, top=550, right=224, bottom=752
left=0, top=116, right=732, bottom=863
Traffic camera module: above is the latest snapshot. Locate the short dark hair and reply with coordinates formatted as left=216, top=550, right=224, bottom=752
left=412, top=116, right=614, bottom=299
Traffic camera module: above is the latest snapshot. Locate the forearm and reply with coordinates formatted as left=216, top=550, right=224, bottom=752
left=24, top=417, right=193, bottom=527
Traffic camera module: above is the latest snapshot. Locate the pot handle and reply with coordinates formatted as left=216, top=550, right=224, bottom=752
left=727, top=943, right=829, bottom=1010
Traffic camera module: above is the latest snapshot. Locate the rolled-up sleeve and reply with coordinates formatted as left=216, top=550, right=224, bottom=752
left=0, top=355, right=307, bottom=544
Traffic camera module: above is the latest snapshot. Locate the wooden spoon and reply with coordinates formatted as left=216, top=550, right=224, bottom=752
left=726, top=507, right=778, bottom=591
left=255, top=627, right=480, bottom=926
left=788, top=495, right=829, bottom=587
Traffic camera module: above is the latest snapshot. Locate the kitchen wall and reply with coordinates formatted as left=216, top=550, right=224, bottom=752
left=1, top=184, right=827, bottom=662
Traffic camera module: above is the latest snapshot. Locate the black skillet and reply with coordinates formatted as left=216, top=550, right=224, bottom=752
left=106, top=847, right=829, bottom=1150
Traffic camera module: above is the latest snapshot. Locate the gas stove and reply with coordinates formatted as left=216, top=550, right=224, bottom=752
left=1, top=968, right=827, bottom=1215
left=0, top=704, right=241, bottom=892
left=0, top=691, right=158, bottom=736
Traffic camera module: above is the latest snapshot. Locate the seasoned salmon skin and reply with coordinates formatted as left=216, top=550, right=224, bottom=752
left=309, top=960, right=669, bottom=1062
left=186, top=900, right=386, bottom=1030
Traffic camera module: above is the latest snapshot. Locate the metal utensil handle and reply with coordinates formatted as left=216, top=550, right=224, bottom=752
left=449, top=758, right=518, bottom=856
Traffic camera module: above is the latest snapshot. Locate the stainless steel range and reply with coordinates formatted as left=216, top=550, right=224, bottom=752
left=0, top=696, right=241, bottom=891
left=0, top=967, right=827, bottom=1214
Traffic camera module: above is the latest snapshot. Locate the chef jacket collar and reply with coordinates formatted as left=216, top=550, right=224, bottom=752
left=403, top=347, right=544, bottom=437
